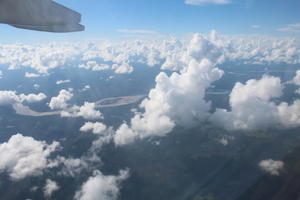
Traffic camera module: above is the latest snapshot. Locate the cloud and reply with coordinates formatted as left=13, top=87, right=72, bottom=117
left=61, top=102, right=103, bottom=120
left=49, top=89, right=73, bottom=110
left=219, top=138, right=229, bottom=146
left=33, top=84, right=40, bottom=90
left=0, top=91, right=21, bottom=105
left=114, top=33, right=224, bottom=145
left=251, top=25, right=261, bottom=29
left=0, top=42, right=81, bottom=75
left=278, top=23, right=300, bottom=33
left=25, top=72, right=40, bottom=78
left=226, top=36, right=300, bottom=65
left=112, top=63, right=134, bottom=74
left=259, top=159, right=284, bottom=176
left=293, top=70, right=300, bottom=86
left=0, top=134, right=59, bottom=180
left=277, top=100, right=300, bottom=128
left=20, top=93, right=47, bottom=103
left=51, top=156, right=89, bottom=177
left=56, top=79, right=71, bottom=85
left=0, top=90, right=46, bottom=105
left=74, top=169, right=129, bottom=200
left=185, top=0, right=232, bottom=6
left=44, top=179, right=60, bottom=198
left=1, top=33, right=300, bottom=77
left=82, top=85, right=91, bottom=92
left=117, top=29, right=157, bottom=34
left=211, top=75, right=283, bottom=130
left=80, top=122, right=107, bottom=135
left=211, top=75, right=300, bottom=130
left=79, top=61, right=110, bottom=71
left=0, top=70, right=3, bottom=79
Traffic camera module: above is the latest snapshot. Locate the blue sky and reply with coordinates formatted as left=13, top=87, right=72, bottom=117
left=0, top=0, right=300, bottom=43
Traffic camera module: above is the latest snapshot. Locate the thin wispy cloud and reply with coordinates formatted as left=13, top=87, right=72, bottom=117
left=117, top=29, right=157, bottom=34
left=185, top=0, right=232, bottom=6
left=278, top=23, right=300, bottom=33
left=251, top=25, right=261, bottom=29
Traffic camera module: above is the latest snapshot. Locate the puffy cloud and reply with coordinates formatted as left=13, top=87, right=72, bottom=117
left=219, top=138, right=229, bottom=146
left=185, top=0, right=232, bottom=6
left=112, top=63, right=134, bottom=74
left=211, top=75, right=300, bottom=130
left=49, top=156, right=89, bottom=177
left=43, top=179, right=60, bottom=198
left=74, top=169, right=129, bottom=200
left=0, top=134, right=59, bottom=180
left=49, top=89, right=73, bottom=110
left=56, top=79, right=71, bottom=85
left=211, top=75, right=283, bottom=130
left=48, top=90, right=102, bottom=120
left=277, top=100, right=300, bottom=128
left=82, top=85, right=91, bottom=91
left=61, top=102, right=103, bottom=120
left=292, top=71, right=300, bottom=94
left=0, top=90, right=46, bottom=105
left=20, top=93, right=47, bottom=103
left=0, top=91, right=24, bottom=105
left=293, top=70, right=300, bottom=86
left=0, top=42, right=82, bottom=75
left=226, top=35, right=300, bottom=65
left=1, top=33, right=300, bottom=76
left=114, top=123, right=140, bottom=146
left=114, top=34, right=224, bottom=145
left=33, top=84, right=40, bottom=90
left=278, top=23, right=300, bottom=33
left=79, top=61, right=109, bottom=71
left=259, top=159, right=284, bottom=176
left=25, top=72, right=40, bottom=78
left=80, top=122, right=107, bottom=135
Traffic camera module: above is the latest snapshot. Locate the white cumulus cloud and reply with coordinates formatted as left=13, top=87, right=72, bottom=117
left=211, top=75, right=283, bottom=130
left=259, top=159, right=284, bottom=176
left=25, top=72, right=40, bottom=78
left=114, top=33, right=224, bottom=145
left=74, top=169, right=129, bottom=200
left=0, top=134, right=59, bottom=180
left=61, top=102, right=103, bottom=120
left=44, top=179, right=60, bottom=198
left=56, top=79, right=71, bottom=85
left=0, top=90, right=46, bottom=105
left=49, top=89, right=73, bottom=110
left=211, top=75, right=300, bottom=130
left=112, top=63, right=134, bottom=74
left=80, top=122, right=107, bottom=135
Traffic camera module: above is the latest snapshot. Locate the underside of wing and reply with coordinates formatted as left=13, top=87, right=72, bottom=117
left=11, top=23, right=85, bottom=33
left=0, top=0, right=84, bottom=32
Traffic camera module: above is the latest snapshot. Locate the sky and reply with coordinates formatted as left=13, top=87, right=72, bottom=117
left=0, top=0, right=300, bottom=43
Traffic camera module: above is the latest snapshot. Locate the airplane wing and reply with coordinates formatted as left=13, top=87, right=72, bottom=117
left=0, top=0, right=84, bottom=33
